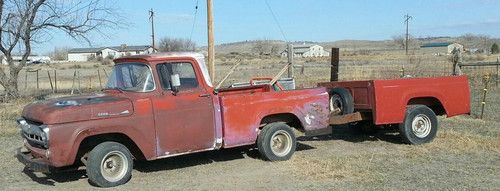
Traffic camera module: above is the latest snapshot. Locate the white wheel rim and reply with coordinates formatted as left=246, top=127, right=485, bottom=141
left=270, top=130, right=292, bottom=157
left=329, top=94, right=343, bottom=113
left=411, top=114, right=432, bottom=138
left=100, top=151, right=128, bottom=182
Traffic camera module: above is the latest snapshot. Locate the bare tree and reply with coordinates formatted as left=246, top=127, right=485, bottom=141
left=392, top=34, right=414, bottom=49
left=252, top=40, right=277, bottom=55
left=48, top=46, right=70, bottom=60
left=158, top=37, right=196, bottom=52
left=0, top=0, right=122, bottom=97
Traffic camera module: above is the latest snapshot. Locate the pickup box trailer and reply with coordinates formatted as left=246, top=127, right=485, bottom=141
left=16, top=52, right=470, bottom=187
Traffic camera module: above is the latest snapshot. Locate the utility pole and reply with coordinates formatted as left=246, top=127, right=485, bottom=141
left=287, top=44, right=294, bottom=78
left=207, top=0, right=215, bottom=83
left=404, top=14, right=412, bottom=55
left=149, top=9, right=156, bottom=51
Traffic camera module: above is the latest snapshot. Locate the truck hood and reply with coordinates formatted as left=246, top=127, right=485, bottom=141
left=22, top=93, right=133, bottom=124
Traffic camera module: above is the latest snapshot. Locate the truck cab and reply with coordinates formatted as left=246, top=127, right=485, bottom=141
left=16, top=52, right=330, bottom=187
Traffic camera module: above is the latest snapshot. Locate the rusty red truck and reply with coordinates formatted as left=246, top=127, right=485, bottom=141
left=16, top=52, right=470, bottom=187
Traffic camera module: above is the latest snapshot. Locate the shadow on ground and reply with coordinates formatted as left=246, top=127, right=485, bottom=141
left=299, top=124, right=403, bottom=144
left=22, top=167, right=87, bottom=186
left=21, top=142, right=316, bottom=185
left=134, top=142, right=315, bottom=173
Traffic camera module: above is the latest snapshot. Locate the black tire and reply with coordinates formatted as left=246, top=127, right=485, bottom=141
left=257, top=122, right=297, bottom=161
left=399, top=105, right=438, bottom=145
left=87, top=142, right=133, bottom=187
left=329, top=88, right=354, bottom=115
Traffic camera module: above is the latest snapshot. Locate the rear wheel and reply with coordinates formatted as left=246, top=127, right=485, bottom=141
left=399, top=105, right=438, bottom=144
left=329, top=88, right=354, bottom=115
left=87, top=142, right=133, bottom=187
left=257, top=123, right=296, bottom=161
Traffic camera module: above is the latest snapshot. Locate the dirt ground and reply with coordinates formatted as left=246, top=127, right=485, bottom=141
left=1, top=115, right=499, bottom=190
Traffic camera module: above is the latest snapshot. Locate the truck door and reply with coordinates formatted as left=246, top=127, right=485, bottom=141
left=152, top=62, right=216, bottom=156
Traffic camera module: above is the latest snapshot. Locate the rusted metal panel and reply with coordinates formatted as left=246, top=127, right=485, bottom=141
left=219, top=87, right=329, bottom=148
left=329, top=112, right=363, bottom=125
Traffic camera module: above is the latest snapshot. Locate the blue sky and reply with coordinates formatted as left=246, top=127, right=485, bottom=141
left=38, top=0, right=500, bottom=54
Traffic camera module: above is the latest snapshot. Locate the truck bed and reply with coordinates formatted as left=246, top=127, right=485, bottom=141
left=217, top=85, right=330, bottom=148
left=319, top=75, right=471, bottom=125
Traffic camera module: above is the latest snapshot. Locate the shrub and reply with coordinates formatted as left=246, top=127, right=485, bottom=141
left=491, top=43, right=499, bottom=54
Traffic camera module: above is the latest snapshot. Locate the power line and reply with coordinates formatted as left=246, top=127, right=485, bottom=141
left=189, top=0, right=200, bottom=42
left=264, top=0, right=288, bottom=42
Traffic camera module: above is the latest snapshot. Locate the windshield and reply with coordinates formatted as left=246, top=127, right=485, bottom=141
left=105, top=63, right=155, bottom=92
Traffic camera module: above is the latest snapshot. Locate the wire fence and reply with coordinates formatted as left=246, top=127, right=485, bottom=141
left=1, top=58, right=499, bottom=120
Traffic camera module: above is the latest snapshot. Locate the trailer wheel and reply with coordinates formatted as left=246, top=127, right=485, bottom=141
left=257, top=122, right=296, bottom=161
left=399, top=105, right=438, bottom=145
left=329, top=88, right=354, bottom=115
left=87, top=142, right=133, bottom=187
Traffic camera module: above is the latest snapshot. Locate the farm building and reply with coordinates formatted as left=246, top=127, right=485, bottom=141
left=420, top=42, right=463, bottom=55
left=67, top=45, right=153, bottom=62
left=1, top=55, right=51, bottom=65
left=281, top=44, right=330, bottom=58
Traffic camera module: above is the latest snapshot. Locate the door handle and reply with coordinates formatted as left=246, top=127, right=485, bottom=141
left=199, top=94, right=210, bottom=98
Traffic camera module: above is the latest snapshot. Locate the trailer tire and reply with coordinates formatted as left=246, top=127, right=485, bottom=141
left=329, top=88, right=354, bottom=115
left=399, top=105, right=438, bottom=145
left=257, top=122, right=296, bottom=161
left=87, top=142, right=133, bottom=187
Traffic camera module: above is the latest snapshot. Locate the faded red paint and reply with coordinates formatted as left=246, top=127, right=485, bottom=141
left=319, top=75, right=471, bottom=125
left=218, top=86, right=329, bottom=148
left=17, top=53, right=470, bottom=172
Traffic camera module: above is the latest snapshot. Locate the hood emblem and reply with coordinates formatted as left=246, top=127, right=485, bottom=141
left=97, top=110, right=130, bottom=117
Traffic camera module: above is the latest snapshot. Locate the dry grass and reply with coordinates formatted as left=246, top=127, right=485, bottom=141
left=0, top=97, right=33, bottom=136
left=0, top=50, right=499, bottom=190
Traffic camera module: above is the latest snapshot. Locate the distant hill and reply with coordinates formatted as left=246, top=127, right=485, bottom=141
left=202, top=35, right=500, bottom=54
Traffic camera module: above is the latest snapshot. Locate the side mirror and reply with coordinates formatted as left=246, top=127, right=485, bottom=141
left=170, top=74, right=181, bottom=94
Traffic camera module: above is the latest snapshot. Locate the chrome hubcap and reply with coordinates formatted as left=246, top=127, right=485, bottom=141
left=412, top=114, right=432, bottom=138
left=100, top=151, right=128, bottom=182
left=270, top=130, right=292, bottom=157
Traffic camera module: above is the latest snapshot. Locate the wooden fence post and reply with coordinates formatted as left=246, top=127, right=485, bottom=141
left=47, top=70, right=54, bottom=93
left=89, top=76, right=92, bottom=90
left=480, top=74, right=491, bottom=119
left=36, top=70, right=39, bottom=90
left=77, top=70, right=81, bottom=93
left=54, top=70, right=58, bottom=93
left=496, top=58, right=499, bottom=87
left=330, top=48, right=339, bottom=81
left=97, top=69, right=103, bottom=89
left=24, top=71, right=28, bottom=90
left=71, top=70, right=77, bottom=95
left=103, top=68, right=109, bottom=78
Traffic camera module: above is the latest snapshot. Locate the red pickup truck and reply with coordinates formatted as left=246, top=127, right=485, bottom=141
left=16, top=52, right=470, bottom=187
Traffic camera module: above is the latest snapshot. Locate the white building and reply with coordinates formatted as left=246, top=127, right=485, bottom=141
left=1, top=55, right=51, bottom=65
left=281, top=44, right=330, bottom=58
left=67, top=45, right=154, bottom=62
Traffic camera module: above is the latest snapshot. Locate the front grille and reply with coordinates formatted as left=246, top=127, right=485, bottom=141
left=17, top=118, right=48, bottom=148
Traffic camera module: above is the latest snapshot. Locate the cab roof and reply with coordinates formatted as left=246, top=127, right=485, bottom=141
left=113, top=52, right=205, bottom=63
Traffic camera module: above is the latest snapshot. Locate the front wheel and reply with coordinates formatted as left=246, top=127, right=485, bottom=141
left=257, top=123, right=297, bottom=161
left=399, top=105, right=438, bottom=145
left=87, top=142, right=133, bottom=187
